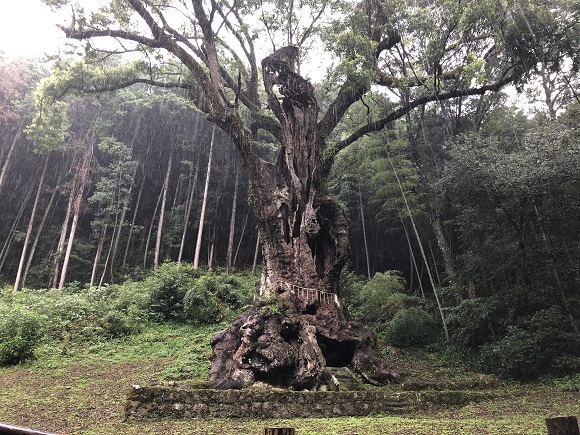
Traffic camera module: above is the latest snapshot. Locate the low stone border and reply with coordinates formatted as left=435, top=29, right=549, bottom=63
left=125, top=386, right=494, bottom=421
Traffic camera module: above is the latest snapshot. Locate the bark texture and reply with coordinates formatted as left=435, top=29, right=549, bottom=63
left=210, top=47, right=397, bottom=390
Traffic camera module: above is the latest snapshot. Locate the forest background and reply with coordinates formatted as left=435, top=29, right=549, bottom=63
left=0, top=0, right=579, bottom=383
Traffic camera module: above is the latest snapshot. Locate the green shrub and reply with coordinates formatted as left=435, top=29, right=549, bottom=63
left=183, top=284, right=223, bottom=325
left=550, top=373, right=580, bottom=392
left=99, top=310, right=134, bottom=338
left=357, top=271, right=421, bottom=322
left=478, top=308, right=580, bottom=380
left=447, top=297, right=498, bottom=349
left=478, top=327, right=540, bottom=380
left=0, top=304, right=45, bottom=365
left=144, top=262, right=200, bottom=321
left=386, top=307, right=439, bottom=347
left=144, top=263, right=254, bottom=324
left=87, top=282, right=151, bottom=336
left=339, top=268, right=365, bottom=309
left=4, top=282, right=150, bottom=345
left=183, top=271, right=255, bottom=324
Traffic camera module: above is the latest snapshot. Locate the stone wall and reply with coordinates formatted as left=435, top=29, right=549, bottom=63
left=125, top=385, right=492, bottom=421
left=125, top=386, right=415, bottom=420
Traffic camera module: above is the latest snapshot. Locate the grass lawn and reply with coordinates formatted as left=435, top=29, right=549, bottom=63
left=0, top=324, right=578, bottom=434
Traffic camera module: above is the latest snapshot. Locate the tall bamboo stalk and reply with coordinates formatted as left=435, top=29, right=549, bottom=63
left=154, top=149, right=174, bottom=271
left=58, top=144, right=94, bottom=290
left=22, top=177, right=60, bottom=288
left=177, top=158, right=200, bottom=263
left=358, top=185, right=371, bottom=280
left=193, top=126, right=215, bottom=269
left=401, top=216, right=425, bottom=298
left=252, top=229, right=261, bottom=273
left=14, top=155, right=49, bottom=291
left=123, top=173, right=144, bottom=269
left=226, top=165, right=240, bottom=274
left=0, top=120, right=24, bottom=193
left=387, top=151, right=449, bottom=340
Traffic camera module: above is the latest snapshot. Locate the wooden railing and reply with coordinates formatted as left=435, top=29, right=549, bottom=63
left=277, top=281, right=339, bottom=306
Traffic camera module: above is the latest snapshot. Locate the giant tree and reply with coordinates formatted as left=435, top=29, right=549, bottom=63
left=41, top=0, right=563, bottom=389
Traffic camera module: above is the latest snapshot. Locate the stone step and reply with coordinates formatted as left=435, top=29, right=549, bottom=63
left=327, top=367, right=364, bottom=391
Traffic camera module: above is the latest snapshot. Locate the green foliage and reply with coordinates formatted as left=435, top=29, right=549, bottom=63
left=0, top=303, right=45, bottom=365
left=25, top=79, right=69, bottom=154
left=145, top=263, right=255, bottom=324
left=183, top=280, right=222, bottom=325
left=0, top=268, right=255, bottom=356
left=0, top=281, right=150, bottom=348
left=144, top=262, right=200, bottom=321
left=356, top=271, right=421, bottom=323
left=500, top=0, right=577, bottom=84
left=386, top=307, right=439, bottom=348
left=343, top=270, right=431, bottom=344
left=339, top=267, right=365, bottom=309
left=371, top=137, right=426, bottom=221
left=325, top=29, right=378, bottom=85
left=440, top=111, right=580, bottom=380
left=549, top=373, right=580, bottom=392
left=478, top=308, right=580, bottom=381
left=447, top=297, right=498, bottom=349
left=323, top=0, right=400, bottom=85
left=183, top=271, right=255, bottom=324
left=89, top=136, right=137, bottom=244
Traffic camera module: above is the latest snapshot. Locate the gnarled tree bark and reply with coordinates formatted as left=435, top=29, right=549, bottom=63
left=210, top=47, right=397, bottom=390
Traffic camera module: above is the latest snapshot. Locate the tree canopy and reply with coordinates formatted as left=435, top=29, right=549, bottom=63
left=39, top=0, right=577, bottom=169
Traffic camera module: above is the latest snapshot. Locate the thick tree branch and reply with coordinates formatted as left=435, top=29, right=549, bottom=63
left=58, top=0, right=262, bottom=170
left=58, top=1, right=220, bottom=113
left=218, top=64, right=259, bottom=112
left=318, top=82, right=367, bottom=141
left=213, top=13, right=260, bottom=109
left=69, top=78, right=191, bottom=96
left=376, top=66, right=462, bottom=88
left=127, top=0, right=165, bottom=39
left=230, top=8, right=260, bottom=106
left=147, top=2, right=258, bottom=114
left=250, top=114, right=283, bottom=143
left=191, top=0, right=230, bottom=110
left=324, top=75, right=515, bottom=167
left=318, top=33, right=401, bottom=140
left=147, top=2, right=205, bottom=59
left=57, top=25, right=160, bottom=47
left=376, top=32, right=402, bottom=57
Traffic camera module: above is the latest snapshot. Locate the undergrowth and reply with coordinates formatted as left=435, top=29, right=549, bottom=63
left=0, top=263, right=255, bottom=368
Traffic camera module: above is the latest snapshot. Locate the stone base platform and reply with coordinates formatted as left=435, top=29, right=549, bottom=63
left=125, top=385, right=494, bottom=421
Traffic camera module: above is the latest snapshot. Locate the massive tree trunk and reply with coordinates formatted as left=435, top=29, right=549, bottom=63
left=210, top=47, right=397, bottom=390
left=54, top=0, right=526, bottom=392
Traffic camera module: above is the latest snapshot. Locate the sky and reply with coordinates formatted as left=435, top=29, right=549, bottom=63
left=0, top=0, right=67, bottom=59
